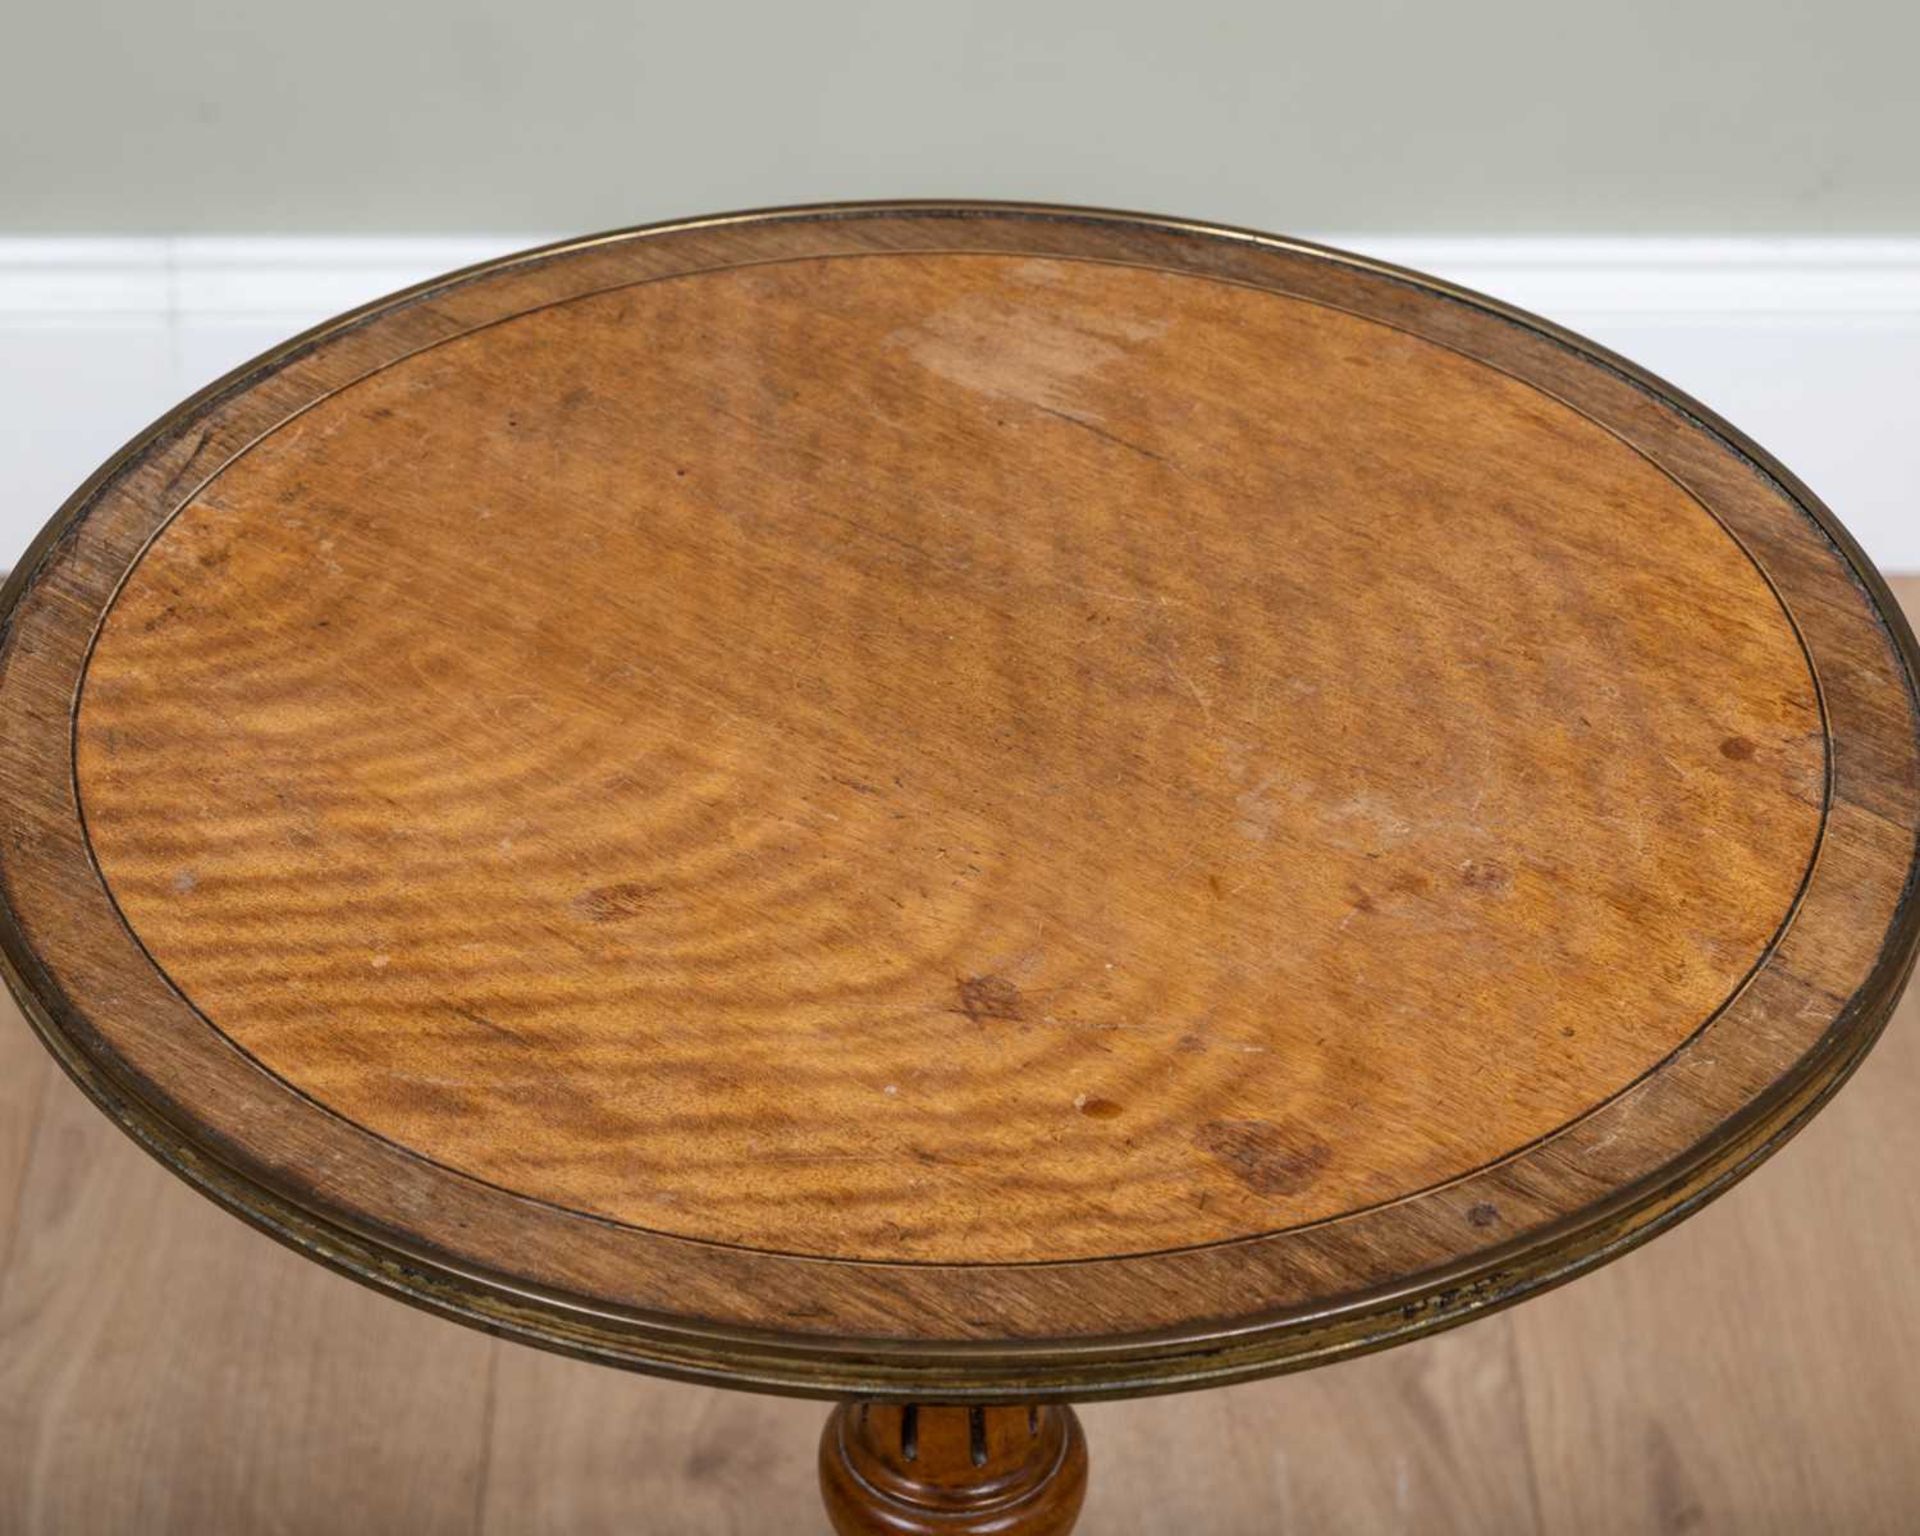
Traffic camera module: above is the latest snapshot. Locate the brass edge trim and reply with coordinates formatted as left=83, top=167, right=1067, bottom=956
left=0, top=202, right=1915, bottom=1398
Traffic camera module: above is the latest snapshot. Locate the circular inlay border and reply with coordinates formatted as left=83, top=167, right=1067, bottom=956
left=72, top=249, right=1833, bottom=1266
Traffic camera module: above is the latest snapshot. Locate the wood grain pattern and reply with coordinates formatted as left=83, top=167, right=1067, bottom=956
left=0, top=582, right=1912, bottom=1534
left=0, top=205, right=1914, bottom=1400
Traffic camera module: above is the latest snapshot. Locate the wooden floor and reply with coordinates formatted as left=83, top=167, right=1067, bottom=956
left=1, top=578, right=1916, bottom=1535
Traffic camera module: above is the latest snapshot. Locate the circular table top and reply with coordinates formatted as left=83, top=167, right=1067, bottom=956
left=2, top=203, right=1916, bottom=1400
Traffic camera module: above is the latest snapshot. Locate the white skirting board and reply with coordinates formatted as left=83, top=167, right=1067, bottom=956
left=0, top=234, right=1914, bottom=571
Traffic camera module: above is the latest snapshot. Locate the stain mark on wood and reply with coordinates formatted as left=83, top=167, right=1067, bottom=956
left=954, top=974, right=1024, bottom=1024
left=1194, top=1121, right=1332, bottom=1197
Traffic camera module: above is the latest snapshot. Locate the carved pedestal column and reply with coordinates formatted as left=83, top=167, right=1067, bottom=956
left=819, top=1401, right=1088, bottom=1535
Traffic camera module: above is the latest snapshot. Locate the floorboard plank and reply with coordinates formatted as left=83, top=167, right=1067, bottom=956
left=0, top=1010, right=498, bottom=1534
left=479, top=1349, right=825, bottom=1535
left=1080, top=1313, right=1540, bottom=1534
left=0, top=995, right=51, bottom=1279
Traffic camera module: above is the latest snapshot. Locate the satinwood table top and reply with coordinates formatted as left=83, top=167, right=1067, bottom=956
left=2, top=203, right=1915, bottom=1399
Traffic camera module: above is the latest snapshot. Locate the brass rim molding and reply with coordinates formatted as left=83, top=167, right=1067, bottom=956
left=1, top=202, right=1916, bottom=1400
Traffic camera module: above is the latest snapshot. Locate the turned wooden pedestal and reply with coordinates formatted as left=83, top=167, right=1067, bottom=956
left=1, top=203, right=1914, bottom=1529
left=820, top=1404, right=1087, bottom=1535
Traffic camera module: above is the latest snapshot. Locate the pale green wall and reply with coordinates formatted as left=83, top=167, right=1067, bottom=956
left=3, top=0, right=1913, bottom=233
